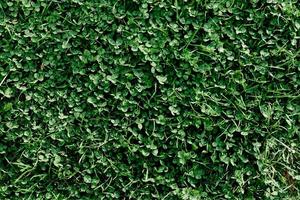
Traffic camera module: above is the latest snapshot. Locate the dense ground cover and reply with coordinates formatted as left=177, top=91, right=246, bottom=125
left=0, top=0, right=299, bottom=199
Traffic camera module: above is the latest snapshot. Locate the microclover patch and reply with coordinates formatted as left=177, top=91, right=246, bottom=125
left=0, top=0, right=299, bottom=199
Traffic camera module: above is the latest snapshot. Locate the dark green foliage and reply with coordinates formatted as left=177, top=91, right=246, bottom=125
left=0, top=0, right=300, bottom=199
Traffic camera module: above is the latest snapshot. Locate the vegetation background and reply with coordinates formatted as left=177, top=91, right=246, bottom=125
left=0, top=0, right=299, bottom=199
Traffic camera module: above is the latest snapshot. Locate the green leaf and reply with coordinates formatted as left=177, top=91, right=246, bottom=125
left=3, top=103, right=13, bottom=111
left=2, top=88, right=13, bottom=98
left=53, top=155, right=62, bottom=168
left=155, top=75, right=167, bottom=85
